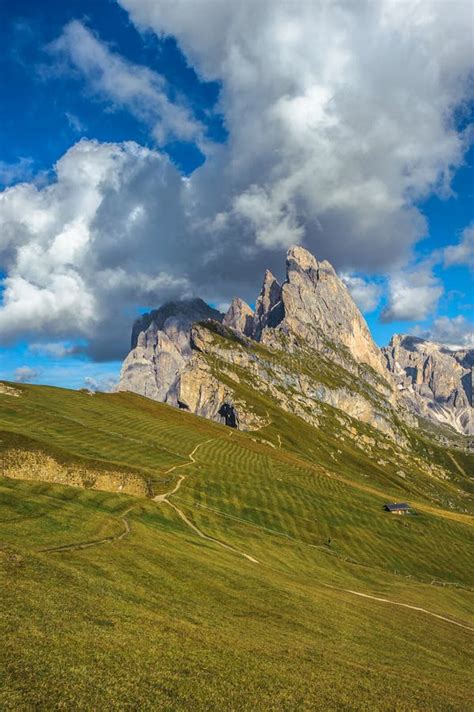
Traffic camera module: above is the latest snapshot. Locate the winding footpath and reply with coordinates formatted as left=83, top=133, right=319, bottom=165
left=154, top=438, right=259, bottom=564
left=321, top=583, right=474, bottom=632
left=38, top=506, right=135, bottom=553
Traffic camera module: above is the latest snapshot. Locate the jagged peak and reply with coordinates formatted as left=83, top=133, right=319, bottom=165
left=131, top=298, right=223, bottom=348
left=260, top=268, right=281, bottom=291
left=387, top=333, right=473, bottom=356
left=286, top=245, right=319, bottom=273
left=223, top=297, right=254, bottom=336
left=226, top=296, right=254, bottom=313
left=253, top=268, right=283, bottom=339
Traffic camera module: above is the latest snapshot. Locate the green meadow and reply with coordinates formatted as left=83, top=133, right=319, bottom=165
left=0, top=383, right=472, bottom=710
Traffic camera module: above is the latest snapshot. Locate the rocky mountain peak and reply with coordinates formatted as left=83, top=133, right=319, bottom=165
left=253, top=270, right=283, bottom=339
left=118, top=245, right=470, bottom=437
left=286, top=245, right=319, bottom=274
left=383, top=334, right=473, bottom=434
left=120, top=298, right=224, bottom=401
left=131, top=298, right=222, bottom=349
left=223, top=297, right=254, bottom=336
left=268, top=245, right=388, bottom=379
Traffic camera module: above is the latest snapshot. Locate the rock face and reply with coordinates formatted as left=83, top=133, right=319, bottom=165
left=259, top=246, right=388, bottom=380
left=119, top=299, right=223, bottom=402
left=223, top=297, right=254, bottom=336
left=130, top=298, right=222, bottom=350
left=383, top=335, right=473, bottom=435
left=118, top=245, right=469, bottom=438
left=253, top=270, right=283, bottom=339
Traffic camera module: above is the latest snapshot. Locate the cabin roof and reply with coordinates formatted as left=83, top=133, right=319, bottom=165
left=384, top=502, right=410, bottom=511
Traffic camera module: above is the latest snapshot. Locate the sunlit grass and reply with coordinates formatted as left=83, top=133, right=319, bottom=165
left=0, top=382, right=472, bottom=710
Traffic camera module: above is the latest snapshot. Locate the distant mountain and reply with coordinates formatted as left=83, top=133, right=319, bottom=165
left=119, top=298, right=223, bottom=402
left=118, top=246, right=472, bottom=439
left=383, top=335, right=473, bottom=435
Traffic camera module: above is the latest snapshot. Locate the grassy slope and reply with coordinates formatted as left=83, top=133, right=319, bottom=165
left=0, top=382, right=473, bottom=711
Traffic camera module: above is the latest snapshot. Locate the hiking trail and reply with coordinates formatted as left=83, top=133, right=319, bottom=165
left=154, top=437, right=259, bottom=564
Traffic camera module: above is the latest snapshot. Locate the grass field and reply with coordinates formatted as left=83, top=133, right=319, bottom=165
left=0, top=382, right=472, bottom=710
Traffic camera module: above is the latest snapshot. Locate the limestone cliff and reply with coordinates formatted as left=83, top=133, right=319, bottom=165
left=258, top=246, right=389, bottom=384
left=118, top=245, right=469, bottom=438
left=223, top=297, right=254, bottom=336
left=119, top=299, right=223, bottom=401
left=383, top=335, right=473, bottom=435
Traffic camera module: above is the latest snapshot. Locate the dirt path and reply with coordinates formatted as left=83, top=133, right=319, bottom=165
left=33, top=430, right=472, bottom=629
left=38, top=506, right=135, bottom=553
left=155, top=437, right=259, bottom=564
left=321, top=582, right=474, bottom=632
left=153, top=438, right=214, bottom=502
left=184, top=499, right=472, bottom=630
left=167, top=499, right=259, bottom=563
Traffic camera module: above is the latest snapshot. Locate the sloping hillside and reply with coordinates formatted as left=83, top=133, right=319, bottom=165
left=0, top=382, right=473, bottom=710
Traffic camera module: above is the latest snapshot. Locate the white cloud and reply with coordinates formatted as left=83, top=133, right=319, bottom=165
left=381, top=266, right=443, bottom=322
left=14, top=366, right=40, bottom=383
left=0, top=157, right=35, bottom=186
left=28, top=342, right=77, bottom=358
left=120, top=0, right=473, bottom=271
left=340, top=273, right=382, bottom=313
left=443, top=222, right=474, bottom=269
left=0, top=139, right=192, bottom=359
left=1, top=2, right=474, bottom=360
left=84, top=375, right=118, bottom=392
left=232, top=185, right=304, bottom=248
left=412, top=315, right=474, bottom=349
left=48, top=21, right=205, bottom=148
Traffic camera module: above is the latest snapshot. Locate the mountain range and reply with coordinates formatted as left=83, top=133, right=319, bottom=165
left=118, top=245, right=472, bottom=439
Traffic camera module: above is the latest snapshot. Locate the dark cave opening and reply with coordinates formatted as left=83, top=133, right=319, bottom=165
left=218, top=403, right=238, bottom=428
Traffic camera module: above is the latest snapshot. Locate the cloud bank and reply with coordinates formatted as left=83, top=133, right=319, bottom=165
left=0, top=1, right=473, bottom=358
left=0, top=139, right=191, bottom=359
left=412, top=315, right=474, bottom=350
left=119, top=0, right=473, bottom=270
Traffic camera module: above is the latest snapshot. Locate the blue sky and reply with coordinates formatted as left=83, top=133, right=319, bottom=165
left=0, top=0, right=472, bottom=389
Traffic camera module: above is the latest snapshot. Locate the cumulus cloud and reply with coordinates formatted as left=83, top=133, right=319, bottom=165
left=1, top=1, right=473, bottom=359
left=120, top=0, right=473, bottom=270
left=48, top=20, right=205, bottom=148
left=14, top=366, right=40, bottom=383
left=381, top=266, right=443, bottom=322
left=412, top=315, right=474, bottom=349
left=340, top=273, right=382, bottom=313
left=0, top=139, right=192, bottom=359
left=443, top=222, right=474, bottom=269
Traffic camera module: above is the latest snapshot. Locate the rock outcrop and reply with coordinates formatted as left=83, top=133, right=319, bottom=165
left=119, top=299, right=223, bottom=401
left=0, top=383, right=21, bottom=397
left=261, top=246, right=388, bottom=380
left=223, top=297, right=254, bottom=336
left=3, top=449, right=149, bottom=497
left=253, top=270, right=283, bottom=339
left=130, top=298, right=222, bottom=350
left=383, top=335, right=473, bottom=435
left=118, top=245, right=469, bottom=438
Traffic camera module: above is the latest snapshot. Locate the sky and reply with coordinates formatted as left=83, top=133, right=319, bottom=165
left=0, top=0, right=473, bottom=391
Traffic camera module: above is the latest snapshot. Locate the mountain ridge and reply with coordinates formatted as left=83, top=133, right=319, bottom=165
left=118, top=245, right=472, bottom=438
